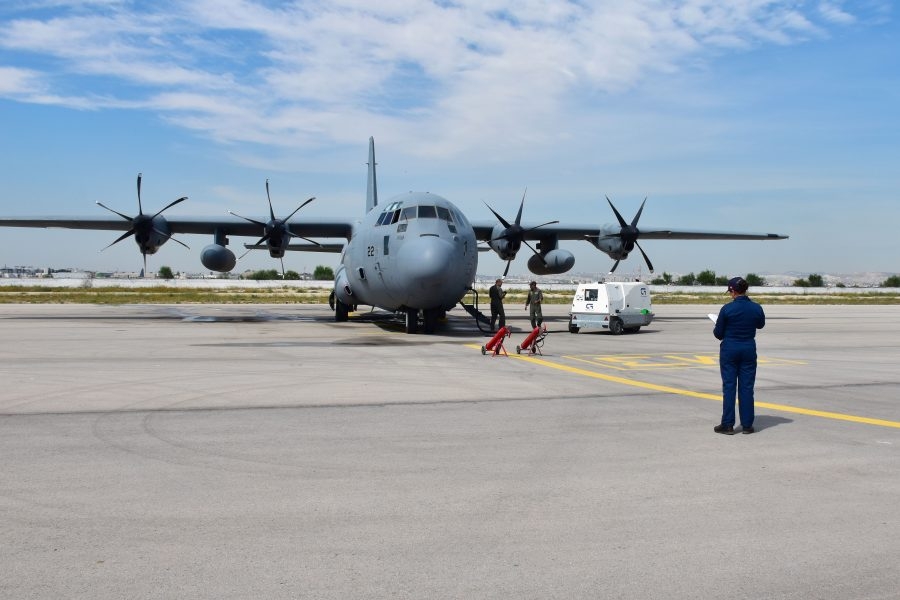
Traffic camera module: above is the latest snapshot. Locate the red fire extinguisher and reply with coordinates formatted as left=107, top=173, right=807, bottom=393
left=481, top=326, right=510, bottom=356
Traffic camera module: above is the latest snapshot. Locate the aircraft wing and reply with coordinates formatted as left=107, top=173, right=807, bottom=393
left=470, top=221, right=788, bottom=242
left=621, top=228, right=788, bottom=241
left=0, top=216, right=356, bottom=239
left=471, top=213, right=788, bottom=276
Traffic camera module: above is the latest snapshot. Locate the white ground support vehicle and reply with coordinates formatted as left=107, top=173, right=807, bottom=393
left=568, top=281, right=654, bottom=334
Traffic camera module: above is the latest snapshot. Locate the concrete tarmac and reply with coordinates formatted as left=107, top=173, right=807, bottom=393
left=2, top=303, right=899, bottom=599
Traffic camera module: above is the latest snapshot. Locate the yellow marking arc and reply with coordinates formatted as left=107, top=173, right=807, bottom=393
left=466, top=344, right=900, bottom=429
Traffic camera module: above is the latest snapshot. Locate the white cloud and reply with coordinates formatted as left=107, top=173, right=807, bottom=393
left=818, top=2, right=856, bottom=25
left=0, top=0, right=871, bottom=159
left=0, top=65, right=44, bottom=94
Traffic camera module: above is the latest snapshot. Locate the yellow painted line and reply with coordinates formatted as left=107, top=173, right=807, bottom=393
left=466, top=344, right=900, bottom=429
left=566, top=353, right=805, bottom=371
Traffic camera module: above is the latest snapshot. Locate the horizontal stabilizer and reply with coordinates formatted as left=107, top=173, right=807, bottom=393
left=282, top=243, right=345, bottom=253
left=242, top=242, right=344, bottom=253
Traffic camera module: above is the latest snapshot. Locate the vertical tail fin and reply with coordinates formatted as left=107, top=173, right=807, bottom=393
left=366, top=136, right=378, bottom=213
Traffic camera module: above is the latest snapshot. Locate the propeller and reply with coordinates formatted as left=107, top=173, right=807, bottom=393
left=228, top=179, right=316, bottom=277
left=602, top=195, right=654, bottom=274
left=484, top=189, right=559, bottom=276
left=96, top=173, right=188, bottom=276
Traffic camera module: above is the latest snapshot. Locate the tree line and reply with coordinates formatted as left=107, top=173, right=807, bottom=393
left=650, top=270, right=768, bottom=286
left=651, top=271, right=900, bottom=288
left=158, top=265, right=900, bottom=287
left=156, top=265, right=335, bottom=280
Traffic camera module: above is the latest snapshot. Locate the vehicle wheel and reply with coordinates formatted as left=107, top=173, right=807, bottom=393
left=609, top=317, right=624, bottom=335
left=568, top=318, right=579, bottom=334
left=516, top=345, right=522, bottom=354
left=481, top=346, right=487, bottom=355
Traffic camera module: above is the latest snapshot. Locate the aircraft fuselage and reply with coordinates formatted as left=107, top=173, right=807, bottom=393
left=334, top=192, right=477, bottom=313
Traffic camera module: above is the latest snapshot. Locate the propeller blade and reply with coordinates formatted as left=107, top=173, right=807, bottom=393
left=150, top=196, right=187, bottom=219
left=152, top=226, right=190, bottom=250
left=609, top=259, right=621, bottom=273
left=142, top=252, right=148, bottom=277
left=503, top=260, right=512, bottom=277
left=605, top=195, right=628, bottom=228
left=101, top=228, right=136, bottom=251
left=283, top=197, right=315, bottom=222
left=96, top=202, right=133, bottom=222
left=265, top=179, right=276, bottom=221
left=240, top=233, right=272, bottom=258
left=635, top=241, right=654, bottom=273
left=514, top=188, right=526, bottom=226
left=483, top=201, right=512, bottom=229
left=228, top=211, right=267, bottom=227
left=136, top=173, right=143, bottom=215
left=280, top=257, right=286, bottom=279
left=285, top=231, right=322, bottom=246
left=631, top=197, right=647, bottom=227
left=522, top=240, right=546, bottom=264
left=522, top=219, right=559, bottom=234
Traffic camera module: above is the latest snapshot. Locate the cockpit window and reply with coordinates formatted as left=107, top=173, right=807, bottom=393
left=452, top=207, right=470, bottom=228
left=436, top=206, right=452, bottom=221
left=400, top=206, right=417, bottom=220
left=418, top=205, right=437, bottom=219
left=376, top=202, right=401, bottom=226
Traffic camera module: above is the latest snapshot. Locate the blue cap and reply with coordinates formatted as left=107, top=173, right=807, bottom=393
left=727, top=277, right=748, bottom=293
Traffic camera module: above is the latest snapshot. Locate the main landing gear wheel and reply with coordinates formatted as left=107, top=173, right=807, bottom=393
left=334, top=296, right=350, bottom=322
left=405, top=309, right=419, bottom=334
left=608, top=317, right=624, bottom=335
left=422, top=308, right=442, bottom=334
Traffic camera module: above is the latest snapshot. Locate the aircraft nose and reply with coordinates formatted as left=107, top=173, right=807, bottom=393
left=397, top=235, right=455, bottom=285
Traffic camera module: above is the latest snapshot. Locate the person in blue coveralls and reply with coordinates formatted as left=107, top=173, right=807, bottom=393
left=713, top=276, right=766, bottom=435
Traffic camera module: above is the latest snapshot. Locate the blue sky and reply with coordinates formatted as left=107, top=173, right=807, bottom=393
left=0, top=0, right=897, bottom=277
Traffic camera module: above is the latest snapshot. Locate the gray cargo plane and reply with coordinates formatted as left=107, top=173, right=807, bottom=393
left=0, top=137, right=787, bottom=333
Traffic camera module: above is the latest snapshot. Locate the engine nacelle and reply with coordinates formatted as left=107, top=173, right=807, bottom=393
left=591, top=237, right=629, bottom=260
left=488, top=224, right=520, bottom=260
left=200, top=244, right=237, bottom=272
left=527, top=249, right=575, bottom=275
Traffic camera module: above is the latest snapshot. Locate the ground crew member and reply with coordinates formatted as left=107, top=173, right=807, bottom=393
left=713, top=276, right=766, bottom=435
left=489, top=278, right=506, bottom=332
left=524, top=280, right=543, bottom=329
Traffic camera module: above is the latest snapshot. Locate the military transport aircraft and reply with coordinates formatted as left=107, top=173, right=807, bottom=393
left=0, top=137, right=787, bottom=333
